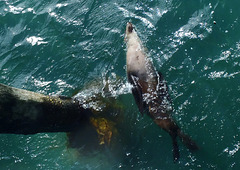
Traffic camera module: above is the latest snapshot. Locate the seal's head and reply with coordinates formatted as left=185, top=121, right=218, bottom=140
left=125, top=22, right=134, bottom=42
left=126, top=22, right=133, bottom=33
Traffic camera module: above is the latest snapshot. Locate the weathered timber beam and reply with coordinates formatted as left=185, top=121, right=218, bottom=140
left=0, top=83, right=92, bottom=134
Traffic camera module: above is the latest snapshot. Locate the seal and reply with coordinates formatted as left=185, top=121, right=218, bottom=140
left=125, top=22, right=198, bottom=161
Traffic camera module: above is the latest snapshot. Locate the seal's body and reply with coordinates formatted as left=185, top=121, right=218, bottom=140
left=125, top=22, right=198, bottom=161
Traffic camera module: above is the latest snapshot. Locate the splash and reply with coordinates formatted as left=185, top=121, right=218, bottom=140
left=223, top=141, right=240, bottom=156
left=26, top=36, right=48, bottom=46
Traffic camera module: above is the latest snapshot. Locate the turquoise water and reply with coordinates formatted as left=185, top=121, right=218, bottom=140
left=0, top=0, right=240, bottom=169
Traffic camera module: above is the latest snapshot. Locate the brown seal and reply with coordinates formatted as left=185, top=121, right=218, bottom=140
left=125, top=22, right=198, bottom=161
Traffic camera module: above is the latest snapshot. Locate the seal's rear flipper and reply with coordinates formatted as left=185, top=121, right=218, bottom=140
left=171, top=134, right=180, bottom=162
left=178, top=130, right=199, bottom=150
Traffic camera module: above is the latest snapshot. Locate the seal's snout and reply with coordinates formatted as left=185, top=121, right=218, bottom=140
left=126, top=22, right=134, bottom=35
left=125, top=22, right=134, bottom=42
left=127, top=22, right=133, bottom=33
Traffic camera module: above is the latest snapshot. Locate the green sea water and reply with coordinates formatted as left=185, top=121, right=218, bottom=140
left=0, top=0, right=240, bottom=169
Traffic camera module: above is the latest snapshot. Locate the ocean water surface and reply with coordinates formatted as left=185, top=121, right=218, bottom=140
left=0, top=0, right=240, bottom=169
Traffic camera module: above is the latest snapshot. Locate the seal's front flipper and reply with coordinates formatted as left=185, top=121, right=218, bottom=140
left=157, top=71, right=164, bottom=81
left=127, top=73, right=147, bottom=115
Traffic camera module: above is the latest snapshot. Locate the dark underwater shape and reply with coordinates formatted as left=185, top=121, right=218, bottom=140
left=0, top=83, right=92, bottom=134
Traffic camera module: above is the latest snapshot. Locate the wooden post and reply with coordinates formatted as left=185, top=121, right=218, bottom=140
left=0, top=83, right=92, bottom=134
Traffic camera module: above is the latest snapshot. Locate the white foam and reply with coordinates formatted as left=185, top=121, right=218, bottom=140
left=26, top=36, right=48, bottom=46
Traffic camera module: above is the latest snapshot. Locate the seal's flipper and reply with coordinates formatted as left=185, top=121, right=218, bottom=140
left=157, top=71, right=164, bottom=81
left=156, top=71, right=167, bottom=93
left=178, top=130, right=199, bottom=150
left=171, top=134, right=180, bottom=162
left=156, top=71, right=172, bottom=105
left=127, top=73, right=146, bottom=115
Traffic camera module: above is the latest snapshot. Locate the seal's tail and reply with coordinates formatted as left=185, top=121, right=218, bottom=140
left=170, top=128, right=198, bottom=162
left=154, top=118, right=198, bottom=161
left=171, top=133, right=180, bottom=162
left=177, top=129, right=199, bottom=151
